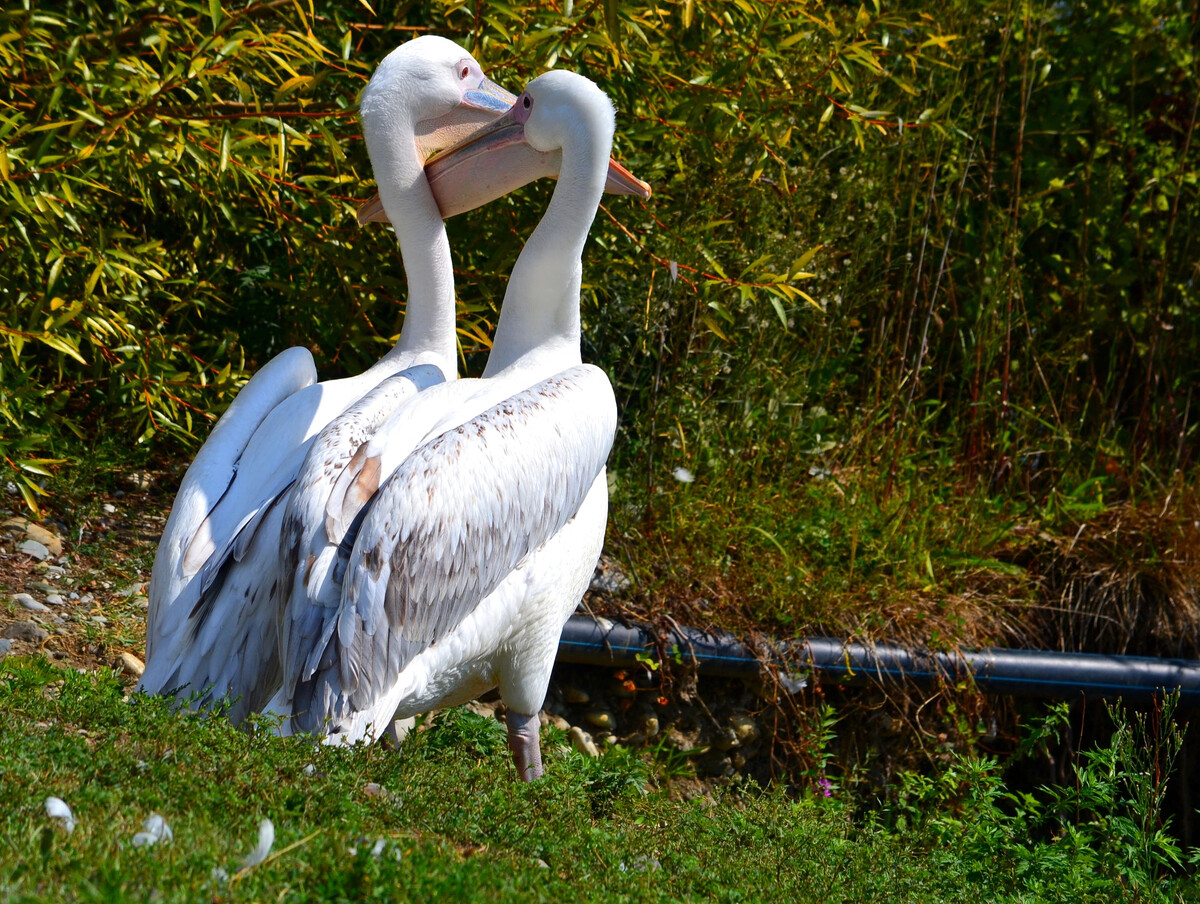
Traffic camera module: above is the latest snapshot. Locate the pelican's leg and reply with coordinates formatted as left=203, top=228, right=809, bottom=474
left=506, top=710, right=544, bottom=782
left=382, top=716, right=416, bottom=749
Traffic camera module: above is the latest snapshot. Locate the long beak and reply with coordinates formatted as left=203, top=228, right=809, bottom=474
left=358, top=75, right=518, bottom=225
left=421, top=106, right=652, bottom=219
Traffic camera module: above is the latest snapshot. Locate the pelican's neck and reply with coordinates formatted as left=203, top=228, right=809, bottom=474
left=483, top=117, right=610, bottom=378
left=365, top=115, right=457, bottom=372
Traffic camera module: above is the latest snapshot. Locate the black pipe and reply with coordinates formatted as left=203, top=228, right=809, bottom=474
left=557, top=615, right=1200, bottom=704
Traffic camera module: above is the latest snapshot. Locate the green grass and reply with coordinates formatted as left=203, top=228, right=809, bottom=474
left=2, top=657, right=1197, bottom=903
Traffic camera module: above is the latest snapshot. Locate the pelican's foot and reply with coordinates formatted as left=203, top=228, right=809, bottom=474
left=506, top=710, right=544, bottom=782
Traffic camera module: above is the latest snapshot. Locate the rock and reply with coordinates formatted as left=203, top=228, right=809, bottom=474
left=26, top=580, right=57, bottom=595
left=713, top=728, right=739, bottom=751
left=13, top=593, right=48, bottom=612
left=568, top=726, right=599, bottom=758
left=17, top=539, right=50, bottom=561
left=119, top=653, right=145, bottom=678
left=564, top=685, right=590, bottom=704
left=0, top=639, right=12, bottom=658
left=2, top=518, right=64, bottom=557
left=730, top=714, right=759, bottom=745
left=44, top=594, right=65, bottom=607
left=122, top=471, right=154, bottom=491
left=89, top=616, right=109, bottom=626
left=3, top=621, right=49, bottom=642
left=548, top=714, right=571, bottom=732
left=664, top=727, right=697, bottom=752
left=584, top=710, right=616, bottom=731
left=119, top=583, right=146, bottom=598
left=701, top=753, right=733, bottom=777
left=462, top=699, right=498, bottom=720
left=362, top=782, right=391, bottom=800
left=102, top=503, right=117, bottom=514
left=641, top=715, right=660, bottom=737
left=589, top=556, right=632, bottom=594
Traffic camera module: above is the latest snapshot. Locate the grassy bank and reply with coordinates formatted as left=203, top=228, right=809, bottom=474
left=2, top=657, right=1196, bottom=903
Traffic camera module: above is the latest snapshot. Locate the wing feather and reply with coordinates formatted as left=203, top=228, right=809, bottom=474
left=291, top=364, right=616, bottom=733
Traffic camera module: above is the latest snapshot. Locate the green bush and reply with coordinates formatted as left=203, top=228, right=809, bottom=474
left=3, top=1, right=1197, bottom=637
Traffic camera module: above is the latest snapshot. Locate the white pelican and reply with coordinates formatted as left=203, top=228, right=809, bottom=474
left=138, top=36, right=515, bottom=719
left=268, top=70, right=650, bottom=781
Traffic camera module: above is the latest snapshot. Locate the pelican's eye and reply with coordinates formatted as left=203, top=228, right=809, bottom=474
left=522, top=96, right=532, bottom=109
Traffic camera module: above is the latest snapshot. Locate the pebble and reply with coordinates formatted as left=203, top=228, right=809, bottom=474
left=362, top=782, right=391, bottom=800
left=3, top=621, right=49, bottom=642
left=730, top=715, right=759, bottom=745
left=17, top=539, right=50, bottom=561
left=564, top=686, right=590, bottom=704
left=119, top=652, right=146, bottom=678
left=664, top=728, right=697, bottom=752
left=27, top=581, right=57, bottom=594
left=13, top=593, right=48, bottom=612
left=79, top=594, right=93, bottom=604
left=0, top=638, right=12, bottom=658
left=641, top=715, right=660, bottom=737
left=713, top=728, right=739, bottom=751
left=584, top=710, right=616, bottom=731
left=589, top=557, right=632, bottom=594
left=568, top=726, right=599, bottom=758
left=102, top=503, right=117, bottom=514
left=89, top=616, right=109, bottom=626
left=45, top=593, right=65, bottom=607
left=123, top=471, right=154, bottom=491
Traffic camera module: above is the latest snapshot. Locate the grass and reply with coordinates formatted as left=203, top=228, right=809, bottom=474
left=2, top=657, right=1197, bottom=903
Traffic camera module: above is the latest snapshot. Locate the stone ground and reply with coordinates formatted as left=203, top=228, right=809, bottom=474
left=0, top=475, right=783, bottom=794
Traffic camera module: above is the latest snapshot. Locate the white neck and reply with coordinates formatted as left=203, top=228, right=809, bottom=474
left=482, top=114, right=610, bottom=378
left=365, top=111, right=458, bottom=372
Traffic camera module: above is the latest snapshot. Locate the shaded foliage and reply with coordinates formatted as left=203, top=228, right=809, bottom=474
left=1, top=0, right=1198, bottom=645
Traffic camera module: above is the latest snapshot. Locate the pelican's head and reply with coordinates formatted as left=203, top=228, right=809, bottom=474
left=358, top=36, right=514, bottom=223
left=422, top=69, right=651, bottom=219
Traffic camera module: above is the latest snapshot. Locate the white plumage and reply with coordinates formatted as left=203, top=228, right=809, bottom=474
left=269, top=71, right=649, bottom=780
left=139, top=36, right=514, bottom=719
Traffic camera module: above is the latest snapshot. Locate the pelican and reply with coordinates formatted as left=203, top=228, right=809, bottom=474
left=138, top=36, right=515, bottom=719
left=268, top=70, right=650, bottom=781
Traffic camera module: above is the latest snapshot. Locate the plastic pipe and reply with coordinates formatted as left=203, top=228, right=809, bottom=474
left=557, top=616, right=1200, bottom=704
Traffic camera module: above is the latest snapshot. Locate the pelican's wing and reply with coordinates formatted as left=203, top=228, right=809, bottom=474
left=138, top=491, right=289, bottom=722
left=288, top=365, right=616, bottom=733
left=275, top=365, right=445, bottom=701
left=142, top=364, right=448, bottom=716
left=146, top=347, right=316, bottom=659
